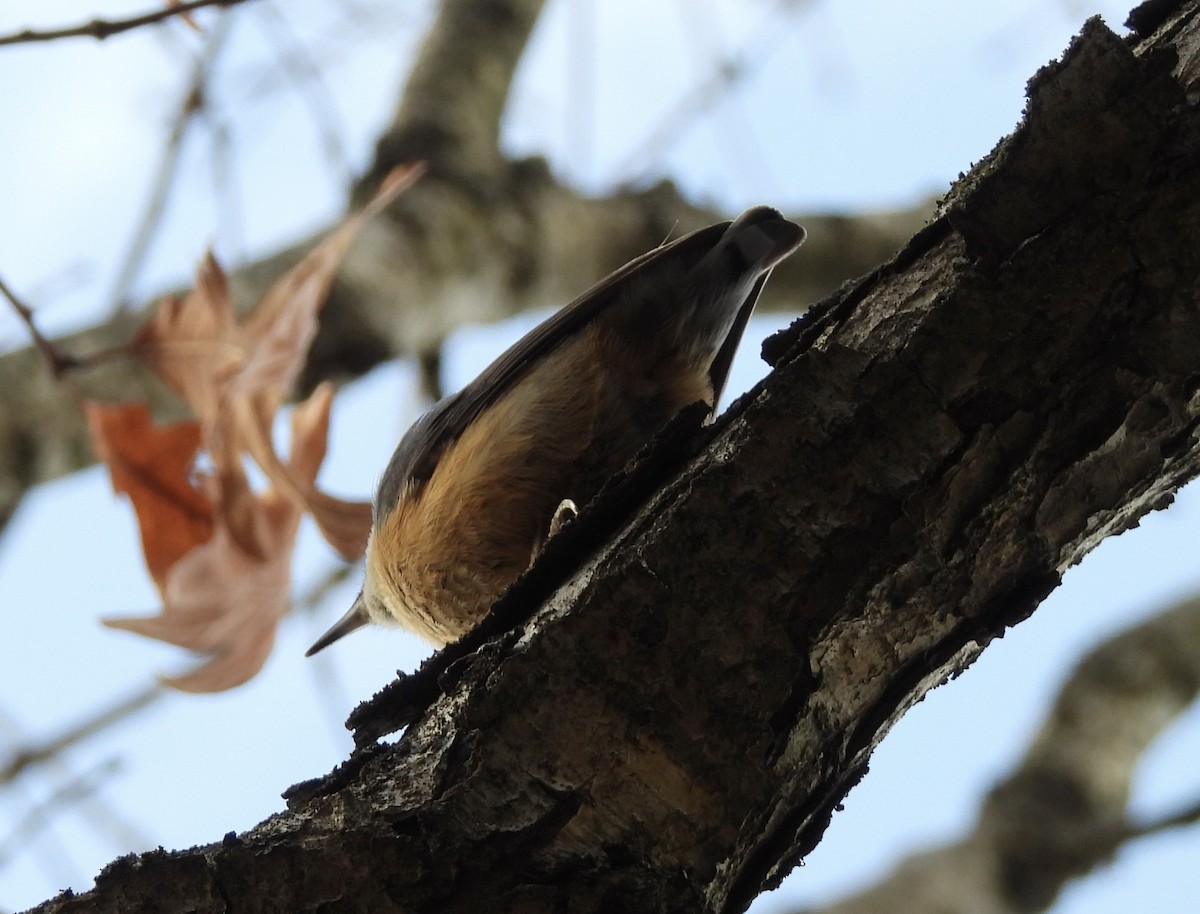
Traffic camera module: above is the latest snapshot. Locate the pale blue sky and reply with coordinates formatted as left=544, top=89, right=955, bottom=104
left=1, top=2, right=1196, bottom=912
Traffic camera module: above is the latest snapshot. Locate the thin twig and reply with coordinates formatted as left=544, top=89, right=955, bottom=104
left=610, top=0, right=799, bottom=184
left=0, top=707, right=149, bottom=882
left=0, top=0, right=255, bottom=47
left=235, top=4, right=418, bottom=101
left=0, top=711, right=84, bottom=889
left=674, top=0, right=779, bottom=199
left=1056, top=794, right=1200, bottom=863
left=566, top=0, right=595, bottom=182
left=1, top=680, right=170, bottom=784
left=0, top=271, right=156, bottom=378
left=207, top=117, right=245, bottom=262
left=250, top=2, right=352, bottom=189
left=0, top=272, right=79, bottom=377
left=1126, top=796, right=1200, bottom=841
left=0, top=758, right=123, bottom=867
left=0, top=569, right=358, bottom=786
left=107, top=14, right=234, bottom=315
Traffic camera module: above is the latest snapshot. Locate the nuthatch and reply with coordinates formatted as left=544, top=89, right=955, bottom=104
left=307, top=206, right=804, bottom=655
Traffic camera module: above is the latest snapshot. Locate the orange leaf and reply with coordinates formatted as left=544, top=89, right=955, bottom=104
left=86, top=402, right=214, bottom=594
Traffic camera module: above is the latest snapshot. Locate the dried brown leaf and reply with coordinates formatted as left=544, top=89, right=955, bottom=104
left=131, top=252, right=240, bottom=430
left=279, top=382, right=371, bottom=560
left=85, top=401, right=214, bottom=594
left=104, top=491, right=298, bottom=692
left=305, top=490, right=372, bottom=561
left=162, top=629, right=276, bottom=694
left=226, top=383, right=371, bottom=560
left=101, top=163, right=423, bottom=689
left=235, top=162, right=425, bottom=410
left=101, top=381, right=362, bottom=691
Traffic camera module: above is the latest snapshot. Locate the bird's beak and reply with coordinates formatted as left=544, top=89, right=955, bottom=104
left=306, top=593, right=370, bottom=656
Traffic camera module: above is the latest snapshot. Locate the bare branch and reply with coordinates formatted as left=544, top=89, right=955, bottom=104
left=357, top=0, right=548, bottom=188
left=248, top=2, right=352, bottom=189
left=107, top=15, right=235, bottom=315
left=1, top=680, right=170, bottom=785
left=0, top=566, right=352, bottom=786
left=612, top=1, right=800, bottom=185
left=0, top=172, right=925, bottom=538
left=0, top=759, right=123, bottom=868
left=0, top=0, right=255, bottom=47
left=1129, top=796, right=1200, bottom=840
left=0, top=273, right=80, bottom=378
left=804, top=595, right=1200, bottom=914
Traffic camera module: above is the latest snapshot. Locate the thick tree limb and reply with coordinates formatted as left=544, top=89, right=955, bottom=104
left=26, top=2, right=1200, bottom=912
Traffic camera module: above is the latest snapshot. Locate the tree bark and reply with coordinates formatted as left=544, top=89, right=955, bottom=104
left=25, top=1, right=1200, bottom=912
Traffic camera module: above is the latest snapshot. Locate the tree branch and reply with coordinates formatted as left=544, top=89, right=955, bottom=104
left=0, top=274, right=79, bottom=378
left=0, top=0, right=924, bottom=547
left=804, top=595, right=1200, bottom=914
left=0, top=159, right=925, bottom=537
left=26, top=3, right=1200, bottom=911
left=0, top=0, right=255, bottom=47
left=0, top=174, right=922, bottom=539
left=1, top=680, right=169, bottom=785
left=358, top=0, right=546, bottom=188
left=106, top=14, right=234, bottom=315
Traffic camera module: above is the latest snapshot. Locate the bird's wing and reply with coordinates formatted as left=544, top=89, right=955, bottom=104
left=377, top=219, right=731, bottom=509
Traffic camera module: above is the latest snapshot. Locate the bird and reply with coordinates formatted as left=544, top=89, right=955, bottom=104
left=306, top=206, right=804, bottom=655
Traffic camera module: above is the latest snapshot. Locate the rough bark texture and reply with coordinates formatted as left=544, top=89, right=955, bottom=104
left=24, top=1, right=1200, bottom=912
